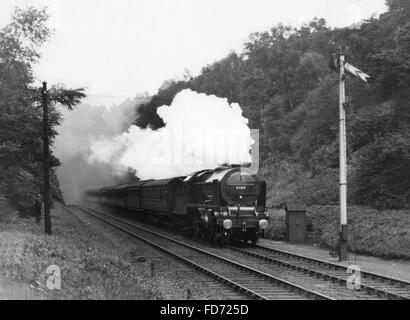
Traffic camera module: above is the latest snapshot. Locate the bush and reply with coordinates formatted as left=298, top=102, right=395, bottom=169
left=261, top=157, right=340, bottom=208
left=260, top=158, right=307, bottom=208
left=265, top=210, right=286, bottom=240
left=265, top=205, right=410, bottom=259
left=294, top=169, right=339, bottom=206
left=0, top=194, right=19, bottom=223
left=350, top=131, right=410, bottom=209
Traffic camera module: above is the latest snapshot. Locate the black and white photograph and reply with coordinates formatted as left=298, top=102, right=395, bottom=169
left=0, top=0, right=410, bottom=308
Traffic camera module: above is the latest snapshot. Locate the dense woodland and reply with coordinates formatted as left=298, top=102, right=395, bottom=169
left=136, top=0, right=410, bottom=210
left=0, top=8, right=85, bottom=216
left=1, top=1, right=410, bottom=218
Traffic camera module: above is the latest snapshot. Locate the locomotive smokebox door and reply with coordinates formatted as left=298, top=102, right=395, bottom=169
left=285, top=204, right=307, bottom=243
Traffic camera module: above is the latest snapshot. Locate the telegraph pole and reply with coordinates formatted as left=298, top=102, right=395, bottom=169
left=42, top=81, right=52, bottom=235
left=338, top=50, right=348, bottom=262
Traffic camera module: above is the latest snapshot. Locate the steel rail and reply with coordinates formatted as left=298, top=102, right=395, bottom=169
left=73, top=206, right=333, bottom=300
left=228, top=244, right=410, bottom=300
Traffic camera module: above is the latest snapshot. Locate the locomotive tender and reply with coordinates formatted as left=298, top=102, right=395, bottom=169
left=85, top=165, right=269, bottom=245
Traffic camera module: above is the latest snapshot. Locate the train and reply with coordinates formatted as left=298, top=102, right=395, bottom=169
left=85, top=165, right=269, bottom=245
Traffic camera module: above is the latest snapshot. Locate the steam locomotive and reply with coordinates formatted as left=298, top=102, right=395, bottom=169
left=85, top=165, right=269, bottom=245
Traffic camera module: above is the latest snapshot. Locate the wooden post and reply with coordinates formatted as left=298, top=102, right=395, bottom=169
left=42, top=81, right=52, bottom=235
left=338, top=51, right=348, bottom=261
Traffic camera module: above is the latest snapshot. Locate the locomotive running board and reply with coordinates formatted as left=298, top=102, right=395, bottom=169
left=185, top=204, right=219, bottom=209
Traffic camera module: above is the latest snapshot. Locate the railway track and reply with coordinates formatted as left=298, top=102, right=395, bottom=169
left=72, top=205, right=332, bottom=300
left=228, top=244, right=410, bottom=300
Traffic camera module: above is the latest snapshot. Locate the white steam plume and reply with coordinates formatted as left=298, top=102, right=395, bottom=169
left=88, top=89, right=253, bottom=179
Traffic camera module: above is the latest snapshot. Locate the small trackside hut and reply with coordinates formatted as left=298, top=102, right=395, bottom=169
left=285, top=203, right=307, bottom=244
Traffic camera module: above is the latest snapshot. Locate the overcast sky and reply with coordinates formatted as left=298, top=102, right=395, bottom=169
left=0, top=0, right=387, bottom=106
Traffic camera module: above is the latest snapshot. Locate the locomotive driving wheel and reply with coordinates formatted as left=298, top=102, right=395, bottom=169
left=200, top=224, right=208, bottom=240
left=207, top=227, right=217, bottom=243
left=193, top=224, right=201, bottom=238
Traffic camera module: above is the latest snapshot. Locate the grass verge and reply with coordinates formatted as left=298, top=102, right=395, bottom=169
left=0, top=202, right=163, bottom=299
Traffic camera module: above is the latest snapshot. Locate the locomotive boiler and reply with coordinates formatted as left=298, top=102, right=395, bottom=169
left=85, top=165, right=269, bottom=245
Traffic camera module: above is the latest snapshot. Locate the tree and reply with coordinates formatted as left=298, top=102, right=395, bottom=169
left=351, top=131, right=410, bottom=209
left=131, top=4, right=410, bottom=209
left=386, top=0, right=410, bottom=11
